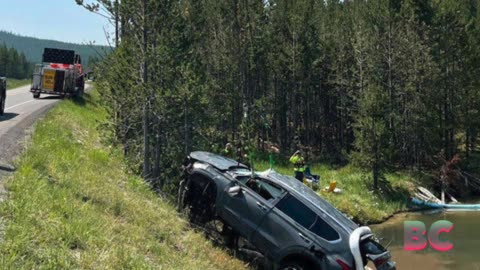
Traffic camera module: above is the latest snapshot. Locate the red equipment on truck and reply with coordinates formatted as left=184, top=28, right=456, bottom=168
left=31, top=48, right=85, bottom=99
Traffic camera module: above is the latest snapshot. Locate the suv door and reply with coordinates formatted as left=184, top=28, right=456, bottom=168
left=251, top=194, right=340, bottom=259
left=221, top=178, right=284, bottom=240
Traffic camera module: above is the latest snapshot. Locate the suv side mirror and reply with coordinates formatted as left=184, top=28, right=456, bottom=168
left=228, top=185, right=241, bottom=197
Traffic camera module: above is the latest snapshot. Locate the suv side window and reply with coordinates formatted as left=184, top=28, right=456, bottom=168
left=245, top=178, right=284, bottom=202
left=275, top=194, right=340, bottom=241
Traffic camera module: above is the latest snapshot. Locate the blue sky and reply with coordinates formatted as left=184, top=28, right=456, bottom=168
left=0, top=0, right=111, bottom=45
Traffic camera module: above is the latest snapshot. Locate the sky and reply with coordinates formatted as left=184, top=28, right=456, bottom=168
left=0, top=0, right=111, bottom=45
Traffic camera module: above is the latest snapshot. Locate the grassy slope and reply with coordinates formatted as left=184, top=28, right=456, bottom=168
left=6, top=79, right=31, bottom=90
left=0, top=91, right=246, bottom=269
left=256, top=161, right=423, bottom=224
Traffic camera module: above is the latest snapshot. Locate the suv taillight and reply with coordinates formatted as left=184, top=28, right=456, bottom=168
left=336, top=259, right=352, bottom=270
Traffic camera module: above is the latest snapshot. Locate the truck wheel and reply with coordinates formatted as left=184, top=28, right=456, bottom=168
left=33, top=93, right=40, bottom=99
left=0, top=95, right=5, bottom=115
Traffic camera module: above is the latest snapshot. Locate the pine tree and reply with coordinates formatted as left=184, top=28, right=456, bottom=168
left=78, top=0, right=480, bottom=193
left=353, top=83, right=389, bottom=189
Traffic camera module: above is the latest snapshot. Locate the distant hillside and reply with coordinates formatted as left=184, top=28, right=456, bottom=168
left=0, top=31, right=109, bottom=66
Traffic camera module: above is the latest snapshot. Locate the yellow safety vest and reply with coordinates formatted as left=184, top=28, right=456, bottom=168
left=290, top=156, right=305, bottom=172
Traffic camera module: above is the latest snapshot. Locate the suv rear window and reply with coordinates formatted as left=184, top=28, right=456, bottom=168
left=276, top=195, right=340, bottom=241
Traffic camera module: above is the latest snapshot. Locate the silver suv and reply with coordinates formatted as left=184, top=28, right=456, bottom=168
left=178, top=151, right=396, bottom=270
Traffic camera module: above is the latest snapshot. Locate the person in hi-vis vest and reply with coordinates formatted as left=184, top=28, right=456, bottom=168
left=289, top=150, right=305, bottom=182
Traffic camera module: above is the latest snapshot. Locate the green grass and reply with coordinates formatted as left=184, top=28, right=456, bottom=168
left=255, top=161, right=422, bottom=224
left=6, top=78, right=31, bottom=90
left=0, top=91, right=246, bottom=269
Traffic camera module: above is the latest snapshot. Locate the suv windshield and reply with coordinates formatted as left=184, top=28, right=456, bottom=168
left=230, top=168, right=252, bottom=175
left=245, top=177, right=284, bottom=202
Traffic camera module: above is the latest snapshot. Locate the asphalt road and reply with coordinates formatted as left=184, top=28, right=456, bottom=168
left=0, top=84, right=61, bottom=162
left=0, top=84, right=89, bottom=196
left=1, top=84, right=59, bottom=137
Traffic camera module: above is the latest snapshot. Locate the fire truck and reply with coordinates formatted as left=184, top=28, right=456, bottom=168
left=31, top=48, right=85, bottom=99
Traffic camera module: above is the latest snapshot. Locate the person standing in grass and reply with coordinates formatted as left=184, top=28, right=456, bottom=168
left=224, top=143, right=234, bottom=158
left=290, top=150, right=305, bottom=182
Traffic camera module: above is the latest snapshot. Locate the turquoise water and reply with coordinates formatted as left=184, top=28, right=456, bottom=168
left=371, top=211, right=480, bottom=270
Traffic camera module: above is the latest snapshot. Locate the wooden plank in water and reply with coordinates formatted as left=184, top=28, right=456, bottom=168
left=417, top=187, right=442, bottom=203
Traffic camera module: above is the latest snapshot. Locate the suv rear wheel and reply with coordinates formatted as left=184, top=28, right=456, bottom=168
left=183, top=178, right=216, bottom=226
left=279, top=260, right=314, bottom=270
left=279, top=262, right=305, bottom=270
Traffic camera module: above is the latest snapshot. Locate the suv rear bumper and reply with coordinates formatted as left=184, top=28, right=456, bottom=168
left=30, top=89, right=77, bottom=96
left=350, top=227, right=396, bottom=270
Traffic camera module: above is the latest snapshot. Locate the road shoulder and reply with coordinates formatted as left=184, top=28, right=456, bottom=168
left=0, top=102, right=57, bottom=202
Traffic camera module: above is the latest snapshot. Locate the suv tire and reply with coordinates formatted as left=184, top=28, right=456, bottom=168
left=185, top=180, right=216, bottom=225
left=279, top=261, right=311, bottom=270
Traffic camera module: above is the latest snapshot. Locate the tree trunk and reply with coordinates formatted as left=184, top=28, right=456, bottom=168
left=115, top=0, right=119, bottom=47
left=373, top=161, right=379, bottom=190
left=153, top=128, right=162, bottom=187
left=143, top=103, right=151, bottom=178
left=184, top=96, right=189, bottom=156
left=466, top=129, right=470, bottom=158
left=142, top=0, right=150, bottom=179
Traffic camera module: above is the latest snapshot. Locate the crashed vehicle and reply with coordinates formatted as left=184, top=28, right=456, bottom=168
left=178, top=151, right=396, bottom=270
